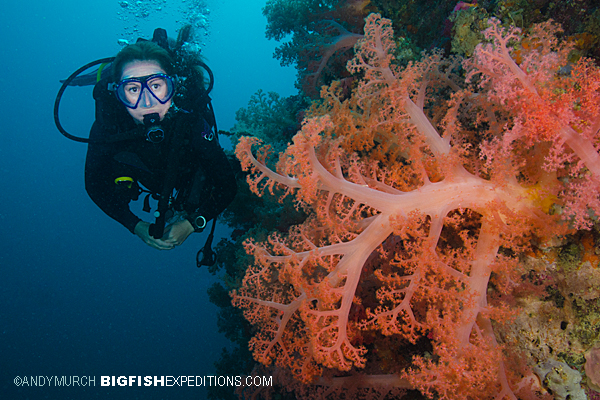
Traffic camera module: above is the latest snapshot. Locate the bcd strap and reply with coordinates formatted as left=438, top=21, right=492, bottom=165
left=143, top=193, right=152, bottom=213
left=196, top=219, right=217, bottom=267
left=148, top=111, right=193, bottom=239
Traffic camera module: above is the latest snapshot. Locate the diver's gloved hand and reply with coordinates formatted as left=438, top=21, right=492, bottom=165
left=162, top=220, right=194, bottom=247
left=134, top=221, right=176, bottom=250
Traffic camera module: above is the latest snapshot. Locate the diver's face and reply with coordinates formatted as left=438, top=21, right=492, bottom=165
left=120, top=60, right=172, bottom=123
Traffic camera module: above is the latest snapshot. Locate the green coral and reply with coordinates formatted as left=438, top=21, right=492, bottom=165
left=558, top=242, right=584, bottom=273
left=450, top=6, right=489, bottom=56
left=231, top=89, right=307, bottom=154
left=493, top=0, right=600, bottom=61
left=393, top=35, right=420, bottom=67
left=553, top=232, right=600, bottom=351
left=263, top=0, right=342, bottom=41
left=571, top=288, right=600, bottom=348
left=494, top=0, right=528, bottom=29
left=370, top=0, right=457, bottom=50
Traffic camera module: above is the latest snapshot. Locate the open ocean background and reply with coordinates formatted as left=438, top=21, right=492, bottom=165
left=0, top=1, right=295, bottom=399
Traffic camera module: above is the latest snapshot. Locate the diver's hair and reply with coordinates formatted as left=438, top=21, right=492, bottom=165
left=112, top=41, right=174, bottom=81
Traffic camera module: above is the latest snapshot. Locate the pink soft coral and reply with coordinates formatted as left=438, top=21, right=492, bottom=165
left=233, top=12, right=600, bottom=399
left=466, top=18, right=600, bottom=228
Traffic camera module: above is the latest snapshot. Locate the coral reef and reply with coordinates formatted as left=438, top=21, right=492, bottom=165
left=263, top=0, right=372, bottom=97
left=261, top=0, right=600, bottom=101
left=229, top=11, right=600, bottom=400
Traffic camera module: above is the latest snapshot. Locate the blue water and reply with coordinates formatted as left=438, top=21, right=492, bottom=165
left=0, top=1, right=295, bottom=399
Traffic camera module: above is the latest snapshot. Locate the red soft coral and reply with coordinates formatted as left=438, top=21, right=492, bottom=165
left=232, top=12, right=600, bottom=399
left=466, top=18, right=600, bottom=228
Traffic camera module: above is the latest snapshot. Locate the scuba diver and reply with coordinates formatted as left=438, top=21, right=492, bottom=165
left=55, top=27, right=237, bottom=255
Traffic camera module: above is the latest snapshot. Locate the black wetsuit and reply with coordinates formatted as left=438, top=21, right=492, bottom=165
left=84, top=110, right=237, bottom=234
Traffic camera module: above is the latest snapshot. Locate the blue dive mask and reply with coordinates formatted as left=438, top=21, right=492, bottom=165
left=111, top=73, right=175, bottom=109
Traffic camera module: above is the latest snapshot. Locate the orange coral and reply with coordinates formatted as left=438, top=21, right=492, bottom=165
left=232, top=12, right=600, bottom=399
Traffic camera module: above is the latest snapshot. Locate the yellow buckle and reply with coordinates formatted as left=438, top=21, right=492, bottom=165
left=114, top=176, right=134, bottom=189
